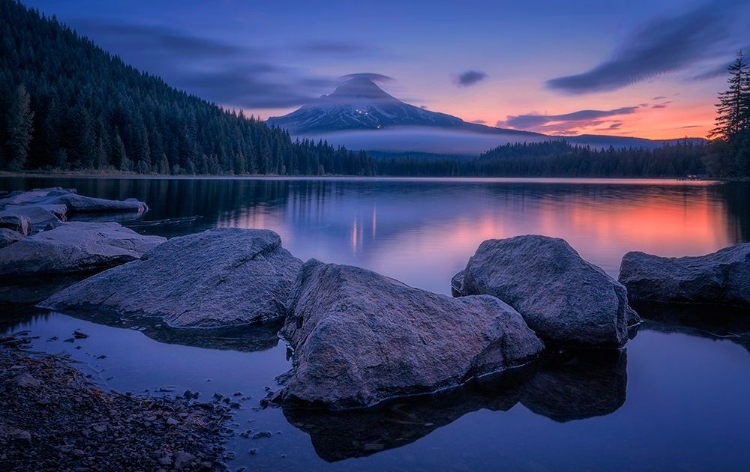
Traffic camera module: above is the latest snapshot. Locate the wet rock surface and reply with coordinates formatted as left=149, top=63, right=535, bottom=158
left=279, top=259, right=544, bottom=409
left=453, top=235, right=638, bottom=347
left=0, top=221, right=166, bottom=279
left=41, top=228, right=303, bottom=328
left=0, top=345, right=230, bottom=471
left=619, top=243, right=750, bottom=306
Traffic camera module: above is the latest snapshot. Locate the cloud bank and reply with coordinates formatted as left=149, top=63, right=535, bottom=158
left=545, top=2, right=739, bottom=94
left=70, top=20, right=382, bottom=109
left=497, top=107, right=639, bottom=135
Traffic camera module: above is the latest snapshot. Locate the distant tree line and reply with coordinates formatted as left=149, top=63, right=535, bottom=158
left=707, top=51, right=750, bottom=178
left=371, top=140, right=707, bottom=177
left=0, top=0, right=372, bottom=176
left=0, top=0, right=714, bottom=179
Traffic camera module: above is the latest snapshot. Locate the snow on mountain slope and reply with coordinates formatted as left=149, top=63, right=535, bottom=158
left=267, top=76, right=536, bottom=136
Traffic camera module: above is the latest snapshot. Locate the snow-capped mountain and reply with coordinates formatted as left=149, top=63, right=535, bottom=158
left=267, top=76, right=536, bottom=136
left=267, top=76, right=704, bottom=154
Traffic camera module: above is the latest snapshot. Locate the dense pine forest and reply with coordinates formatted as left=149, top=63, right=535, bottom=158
left=0, top=0, right=718, bottom=178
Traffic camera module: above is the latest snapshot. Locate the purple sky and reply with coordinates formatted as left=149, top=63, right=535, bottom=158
left=21, top=0, right=750, bottom=138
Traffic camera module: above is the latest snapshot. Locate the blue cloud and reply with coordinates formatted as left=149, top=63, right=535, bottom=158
left=546, top=2, right=740, bottom=94
left=455, top=70, right=488, bottom=87
left=497, top=107, right=639, bottom=135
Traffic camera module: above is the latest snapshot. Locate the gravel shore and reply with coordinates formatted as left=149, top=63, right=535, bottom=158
left=0, top=339, right=231, bottom=471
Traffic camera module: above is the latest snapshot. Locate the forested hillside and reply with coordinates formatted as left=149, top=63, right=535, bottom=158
left=0, top=0, right=373, bottom=175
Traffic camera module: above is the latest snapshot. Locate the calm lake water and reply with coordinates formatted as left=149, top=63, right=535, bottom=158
left=2, top=176, right=750, bottom=471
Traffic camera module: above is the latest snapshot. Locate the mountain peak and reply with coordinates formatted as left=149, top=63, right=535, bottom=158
left=329, top=77, right=395, bottom=102
left=267, top=75, right=536, bottom=136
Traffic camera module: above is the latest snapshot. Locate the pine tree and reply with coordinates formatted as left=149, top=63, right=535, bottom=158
left=5, top=84, right=34, bottom=171
left=710, top=51, right=750, bottom=141
left=707, top=51, right=750, bottom=177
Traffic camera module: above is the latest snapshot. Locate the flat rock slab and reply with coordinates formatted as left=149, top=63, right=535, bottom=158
left=0, top=213, right=29, bottom=236
left=619, top=244, right=750, bottom=306
left=0, top=206, right=61, bottom=233
left=0, top=222, right=165, bottom=279
left=0, top=187, right=148, bottom=214
left=41, top=228, right=302, bottom=329
left=0, top=228, right=24, bottom=249
left=48, top=193, right=147, bottom=213
left=279, top=260, right=544, bottom=410
left=453, top=235, right=638, bottom=348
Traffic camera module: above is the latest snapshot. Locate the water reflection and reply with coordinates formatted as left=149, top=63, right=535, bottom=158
left=635, top=301, right=750, bottom=354
left=282, top=348, right=627, bottom=462
left=2, top=178, right=746, bottom=293
left=519, top=349, right=626, bottom=423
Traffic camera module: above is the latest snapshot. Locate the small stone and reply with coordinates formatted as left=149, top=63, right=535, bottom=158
left=248, top=449, right=258, bottom=455
left=92, top=424, right=107, bottom=433
left=174, top=450, right=196, bottom=469
left=12, top=429, right=32, bottom=443
left=166, top=417, right=179, bottom=426
left=14, top=373, right=41, bottom=388
left=73, top=330, right=89, bottom=339
left=252, top=431, right=272, bottom=439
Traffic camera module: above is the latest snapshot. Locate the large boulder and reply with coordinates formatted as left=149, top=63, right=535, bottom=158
left=40, top=228, right=302, bottom=329
left=279, top=260, right=544, bottom=409
left=0, top=222, right=165, bottom=279
left=619, top=244, right=750, bottom=307
left=453, top=235, right=638, bottom=348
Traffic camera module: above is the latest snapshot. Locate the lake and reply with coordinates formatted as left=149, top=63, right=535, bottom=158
left=2, top=176, right=750, bottom=471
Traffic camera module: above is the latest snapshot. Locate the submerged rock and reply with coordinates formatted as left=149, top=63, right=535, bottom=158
left=40, top=228, right=302, bottom=329
left=453, top=235, right=638, bottom=348
left=0, top=222, right=165, bottom=279
left=279, top=260, right=544, bottom=409
left=619, top=244, right=750, bottom=307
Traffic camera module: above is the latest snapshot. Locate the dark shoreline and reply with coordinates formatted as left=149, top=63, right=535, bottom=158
left=0, top=339, right=231, bottom=471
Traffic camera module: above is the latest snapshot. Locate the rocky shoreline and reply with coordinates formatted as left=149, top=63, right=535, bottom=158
left=0, top=340, right=232, bottom=471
